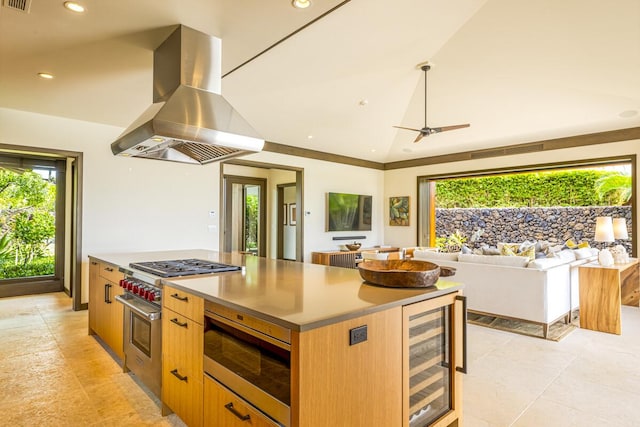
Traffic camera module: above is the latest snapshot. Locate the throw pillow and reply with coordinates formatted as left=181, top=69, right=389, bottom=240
left=482, top=247, right=500, bottom=256
left=500, top=245, right=517, bottom=256
left=577, top=241, right=591, bottom=249
left=518, top=245, right=536, bottom=261
left=565, top=238, right=578, bottom=249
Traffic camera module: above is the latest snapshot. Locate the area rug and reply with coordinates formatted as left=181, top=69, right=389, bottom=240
left=467, top=312, right=577, bottom=341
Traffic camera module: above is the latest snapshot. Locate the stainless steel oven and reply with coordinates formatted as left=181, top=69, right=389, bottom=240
left=204, top=300, right=291, bottom=427
left=115, top=278, right=162, bottom=397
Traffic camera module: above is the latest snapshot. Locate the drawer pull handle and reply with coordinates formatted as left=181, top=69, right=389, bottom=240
left=170, top=318, right=188, bottom=328
left=224, top=402, right=251, bottom=421
left=170, top=293, right=188, bottom=302
left=170, top=369, right=188, bottom=382
left=104, top=267, right=114, bottom=272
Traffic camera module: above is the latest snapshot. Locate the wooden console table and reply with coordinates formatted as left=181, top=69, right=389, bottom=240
left=311, top=247, right=399, bottom=269
left=578, top=258, right=639, bottom=334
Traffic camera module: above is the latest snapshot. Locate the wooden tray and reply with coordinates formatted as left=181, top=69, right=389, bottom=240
left=358, top=259, right=456, bottom=288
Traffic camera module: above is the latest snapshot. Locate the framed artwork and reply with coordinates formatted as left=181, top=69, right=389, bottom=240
left=289, top=203, right=297, bottom=226
left=389, top=196, right=409, bottom=226
left=283, top=204, right=288, bottom=225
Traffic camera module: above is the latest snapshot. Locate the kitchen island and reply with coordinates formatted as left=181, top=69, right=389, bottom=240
left=89, top=250, right=465, bottom=427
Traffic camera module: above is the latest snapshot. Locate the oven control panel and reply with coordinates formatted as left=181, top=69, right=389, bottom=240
left=119, top=278, right=161, bottom=304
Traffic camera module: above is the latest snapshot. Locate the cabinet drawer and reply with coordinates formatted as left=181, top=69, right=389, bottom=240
left=163, top=355, right=203, bottom=427
left=162, top=307, right=204, bottom=375
left=98, top=261, right=123, bottom=284
left=204, top=375, right=279, bottom=427
left=163, top=285, right=204, bottom=322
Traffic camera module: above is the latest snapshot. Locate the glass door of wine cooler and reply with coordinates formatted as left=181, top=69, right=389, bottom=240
left=403, top=292, right=466, bottom=427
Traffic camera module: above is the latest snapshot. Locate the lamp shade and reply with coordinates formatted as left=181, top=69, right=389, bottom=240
left=613, top=218, right=629, bottom=240
left=595, top=216, right=614, bottom=242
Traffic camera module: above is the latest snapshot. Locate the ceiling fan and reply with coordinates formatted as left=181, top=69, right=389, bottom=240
left=394, top=64, right=470, bottom=143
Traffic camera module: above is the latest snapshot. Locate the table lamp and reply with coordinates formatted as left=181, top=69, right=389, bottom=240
left=594, top=216, right=614, bottom=266
left=613, top=218, right=629, bottom=240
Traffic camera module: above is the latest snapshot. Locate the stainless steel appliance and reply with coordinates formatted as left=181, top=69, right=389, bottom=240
left=204, top=300, right=291, bottom=427
left=110, top=25, right=264, bottom=165
left=116, top=258, right=242, bottom=398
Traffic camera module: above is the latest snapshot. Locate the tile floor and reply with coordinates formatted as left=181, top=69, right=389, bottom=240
left=0, top=292, right=639, bottom=426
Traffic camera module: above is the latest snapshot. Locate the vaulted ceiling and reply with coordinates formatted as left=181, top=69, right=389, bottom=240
left=1, top=0, right=638, bottom=163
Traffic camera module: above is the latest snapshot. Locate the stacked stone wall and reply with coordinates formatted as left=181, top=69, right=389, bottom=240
left=435, top=206, right=632, bottom=252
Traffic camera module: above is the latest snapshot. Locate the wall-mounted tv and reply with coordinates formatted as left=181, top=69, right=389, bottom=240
left=326, top=192, right=372, bottom=232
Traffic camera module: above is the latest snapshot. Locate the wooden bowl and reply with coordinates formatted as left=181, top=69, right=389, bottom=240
left=357, top=259, right=456, bottom=288
left=345, top=243, right=361, bottom=251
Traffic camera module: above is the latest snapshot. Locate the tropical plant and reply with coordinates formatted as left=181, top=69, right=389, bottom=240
left=436, top=229, right=467, bottom=252
left=595, top=173, right=632, bottom=205
left=0, top=232, right=11, bottom=260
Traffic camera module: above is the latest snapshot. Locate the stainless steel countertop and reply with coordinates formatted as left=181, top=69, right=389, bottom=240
left=89, top=250, right=463, bottom=332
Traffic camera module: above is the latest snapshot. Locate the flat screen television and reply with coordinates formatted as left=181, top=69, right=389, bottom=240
left=326, top=192, right=372, bottom=231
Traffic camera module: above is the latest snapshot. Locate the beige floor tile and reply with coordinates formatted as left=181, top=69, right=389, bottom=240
left=539, top=371, right=640, bottom=426
left=512, top=397, right=634, bottom=427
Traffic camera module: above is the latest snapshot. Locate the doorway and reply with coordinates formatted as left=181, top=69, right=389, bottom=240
left=223, top=175, right=267, bottom=256
left=0, top=148, right=83, bottom=309
left=277, top=183, right=297, bottom=261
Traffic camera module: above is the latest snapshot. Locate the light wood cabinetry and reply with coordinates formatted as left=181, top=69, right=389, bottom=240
left=162, top=285, right=204, bottom=427
left=88, top=257, right=124, bottom=360
left=579, top=259, right=639, bottom=334
left=292, top=307, right=403, bottom=426
left=402, top=292, right=464, bottom=427
left=204, top=375, right=279, bottom=427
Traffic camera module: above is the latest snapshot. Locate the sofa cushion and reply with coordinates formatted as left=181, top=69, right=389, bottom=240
left=527, top=257, right=567, bottom=269
left=413, top=250, right=459, bottom=262
left=458, top=253, right=530, bottom=268
left=573, top=247, right=598, bottom=260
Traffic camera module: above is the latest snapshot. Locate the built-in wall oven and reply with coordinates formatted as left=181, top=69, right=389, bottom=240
left=204, top=300, right=291, bottom=427
left=115, top=276, right=162, bottom=397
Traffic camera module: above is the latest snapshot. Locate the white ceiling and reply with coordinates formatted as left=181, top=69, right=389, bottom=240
left=1, top=0, right=639, bottom=163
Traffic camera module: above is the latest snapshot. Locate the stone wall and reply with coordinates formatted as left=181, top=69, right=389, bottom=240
left=435, top=206, right=633, bottom=252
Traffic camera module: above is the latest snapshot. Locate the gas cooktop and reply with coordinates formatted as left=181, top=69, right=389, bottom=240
left=129, top=259, right=241, bottom=278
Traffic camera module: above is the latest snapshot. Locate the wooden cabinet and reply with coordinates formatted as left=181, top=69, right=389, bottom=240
left=88, top=257, right=124, bottom=360
left=204, top=375, right=279, bottom=427
left=162, top=285, right=204, bottom=427
left=579, top=259, right=639, bottom=334
left=311, top=247, right=400, bottom=269
left=292, top=307, right=403, bottom=426
left=402, top=292, right=465, bottom=427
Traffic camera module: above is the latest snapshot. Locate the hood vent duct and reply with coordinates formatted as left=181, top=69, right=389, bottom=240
left=111, top=25, right=264, bottom=165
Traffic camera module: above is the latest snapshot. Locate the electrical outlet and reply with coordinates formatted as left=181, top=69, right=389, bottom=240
left=349, top=325, right=367, bottom=345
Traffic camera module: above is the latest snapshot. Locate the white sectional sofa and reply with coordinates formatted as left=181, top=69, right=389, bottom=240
left=413, top=248, right=598, bottom=337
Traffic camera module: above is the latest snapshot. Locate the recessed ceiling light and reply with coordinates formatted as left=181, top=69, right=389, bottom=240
left=38, top=72, right=54, bottom=79
left=64, top=1, right=85, bottom=13
left=370, top=149, right=377, bottom=153
left=402, top=148, right=413, bottom=153
left=307, top=135, right=313, bottom=139
left=359, top=99, right=368, bottom=106
left=292, top=0, right=311, bottom=9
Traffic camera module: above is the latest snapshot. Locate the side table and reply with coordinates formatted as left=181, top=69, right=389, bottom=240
left=578, top=258, right=639, bottom=334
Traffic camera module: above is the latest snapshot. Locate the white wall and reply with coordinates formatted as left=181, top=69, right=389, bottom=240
left=243, top=151, right=386, bottom=260
left=1, top=108, right=223, bottom=303
left=384, top=139, right=640, bottom=251
left=0, top=107, right=386, bottom=303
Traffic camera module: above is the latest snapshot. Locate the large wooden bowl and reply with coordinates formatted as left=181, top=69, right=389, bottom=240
left=357, top=259, right=456, bottom=288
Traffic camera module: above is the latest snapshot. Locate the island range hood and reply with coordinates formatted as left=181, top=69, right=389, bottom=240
left=111, top=25, right=264, bottom=165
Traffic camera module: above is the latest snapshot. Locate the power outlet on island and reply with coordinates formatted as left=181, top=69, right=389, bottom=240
left=349, top=325, right=367, bottom=346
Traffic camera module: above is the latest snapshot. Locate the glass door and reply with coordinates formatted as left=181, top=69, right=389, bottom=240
left=403, top=293, right=465, bottom=427
left=223, top=175, right=266, bottom=257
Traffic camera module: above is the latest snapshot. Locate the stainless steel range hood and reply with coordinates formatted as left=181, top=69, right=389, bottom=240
left=111, top=25, right=264, bottom=165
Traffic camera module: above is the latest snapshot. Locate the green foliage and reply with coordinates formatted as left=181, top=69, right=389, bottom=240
left=436, top=229, right=467, bottom=252
left=435, top=170, right=625, bottom=208
left=0, top=168, right=57, bottom=272
left=245, top=194, right=259, bottom=250
left=0, top=256, right=55, bottom=279
left=595, top=173, right=632, bottom=205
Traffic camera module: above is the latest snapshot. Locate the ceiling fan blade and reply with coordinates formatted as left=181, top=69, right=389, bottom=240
left=414, top=132, right=426, bottom=143
left=433, top=124, right=471, bottom=133
left=393, top=125, right=423, bottom=132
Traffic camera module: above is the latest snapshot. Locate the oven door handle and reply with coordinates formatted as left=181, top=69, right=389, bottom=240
left=115, top=295, right=161, bottom=321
